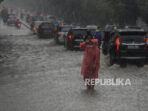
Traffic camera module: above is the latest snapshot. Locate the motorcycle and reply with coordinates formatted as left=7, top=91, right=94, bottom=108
left=16, top=22, right=21, bottom=29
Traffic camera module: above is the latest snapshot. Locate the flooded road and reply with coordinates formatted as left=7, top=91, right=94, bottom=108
left=0, top=21, right=148, bottom=111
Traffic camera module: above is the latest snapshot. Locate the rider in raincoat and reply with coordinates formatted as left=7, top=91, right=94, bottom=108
left=80, top=33, right=100, bottom=90
left=93, top=29, right=102, bottom=48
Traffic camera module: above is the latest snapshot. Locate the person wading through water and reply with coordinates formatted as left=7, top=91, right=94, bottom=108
left=80, top=31, right=100, bottom=90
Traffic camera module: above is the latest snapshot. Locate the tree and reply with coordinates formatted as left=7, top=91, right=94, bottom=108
left=0, top=0, right=3, bottom=3
left=5, top=0, right=148, bottom=26
left=136, top=0, right=148, bottom=24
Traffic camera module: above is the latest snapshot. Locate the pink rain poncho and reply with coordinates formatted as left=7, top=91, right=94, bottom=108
left=80, top=39, right=100, bottom=79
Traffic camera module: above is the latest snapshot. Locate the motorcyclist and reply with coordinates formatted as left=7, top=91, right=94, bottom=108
left=16, top=19, right=21, bottom=28
left=1, top=8, right=8, bottom=24
left=93, top=27, right=102, bottom=48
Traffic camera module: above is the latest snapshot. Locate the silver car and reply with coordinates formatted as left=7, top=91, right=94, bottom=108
left=55, top=25, right=72, bottom=44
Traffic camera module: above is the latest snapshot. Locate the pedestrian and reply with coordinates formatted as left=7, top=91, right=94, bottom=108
left=93, top=27, right=102, bottom=48
left=80, top=32, right=100, bottom=90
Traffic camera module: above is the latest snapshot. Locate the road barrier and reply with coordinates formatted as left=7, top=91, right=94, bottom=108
left=20, top=19, right=30, bottom=29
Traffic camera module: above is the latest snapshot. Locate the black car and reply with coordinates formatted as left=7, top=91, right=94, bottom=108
left=64, top=28, right=87, bottom=50
left=104, top=27, right=148, bottom=67
left=38, top=22, right=55, bottom=38
left=1, top=8, right=8, bottom=24
left=7, top=14, right=17, bottom=25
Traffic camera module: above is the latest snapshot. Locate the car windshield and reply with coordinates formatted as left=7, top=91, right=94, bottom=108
left=36, top=16, right=46, bottom=21
left=49, top=16, right=56, bottom=20
left=73, top=30, right=87, bottom=35
left=61, top=27, right=71, bottom=32
left=41, top=24, right=53, bottom=29
left=8, top=14, right=16, bottom=18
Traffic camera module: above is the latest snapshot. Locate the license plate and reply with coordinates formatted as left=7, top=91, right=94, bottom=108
left=128, top=45, right=139, bottom=49
left=75, top=39, right=83, bottom=42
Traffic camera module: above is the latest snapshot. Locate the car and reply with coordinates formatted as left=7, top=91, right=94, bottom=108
left=64, top=28, right=87, bottom=50
left=30, top=16, right=42, bottom=26
left=1, top=8, right=9, bottom=24
left=55, top=25, right=72, bottom=44
left=47, top=15, right=56, bottom=23
left=30, top=16, right=39, bottom=22
left=30, top=15, right=48, bottom=27
left=38, top=22, right=55, bottom=38
left=104, top=26, right=148, bottom=67
left=7, top=13, right=17, bottom=25
left=31, top=21, right=45, bottom=34
left=26, top=14, right=31, bottom=23
left=86, top=25, right=98, bottom=34
left=36, top=16, right=47, bottom=21
left=102, top=25, right=117, bottom=55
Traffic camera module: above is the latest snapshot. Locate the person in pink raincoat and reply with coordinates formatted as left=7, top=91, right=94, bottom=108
left=80, top=33, right=100, bottom=90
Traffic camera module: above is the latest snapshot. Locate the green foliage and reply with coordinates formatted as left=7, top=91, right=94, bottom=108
left=0, top=0, right=3, bottom=3
left=8, top=0, right=148, bottom=25
left=136, top=0, right=148, bottom=23
left=45, top=0, right=140, bottom=25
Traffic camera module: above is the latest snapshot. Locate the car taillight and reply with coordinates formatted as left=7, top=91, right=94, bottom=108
left=58, top=32, right=61, bottom=36
left=33, top=27, right=36, bottom=31
left=69, top=35, right=72, bottom=39
left=146, top=37, right=148, bottom=45
left=40, top=13, right=43, bottom=16
left=116, top=37, right=120, bottom=52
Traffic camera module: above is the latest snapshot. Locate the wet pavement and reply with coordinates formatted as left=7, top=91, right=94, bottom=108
left=0, top=20, right=148, bottom=111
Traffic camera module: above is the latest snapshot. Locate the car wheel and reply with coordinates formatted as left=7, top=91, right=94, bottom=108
left=56, top=38, right=59, bottom=44
left=51, top=33, right=54, bottom=38
left=55, top=35, right=59, bottom=44
left=64, top=38, right=66, bottom=47
left=120, top=61, right=127, bottom=68
left=65, top=39, right=73, bottom=50
left=102, top=44, right=108, bottom=55
left=39, top=34, right=43, bottom=38
left=120, top=64, right=127, bottom=68
left=103, top=48, right=108, bottom=55
left=137, top=63, right=144, bottom=68
left=65, top=39, right=69, bottom=50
